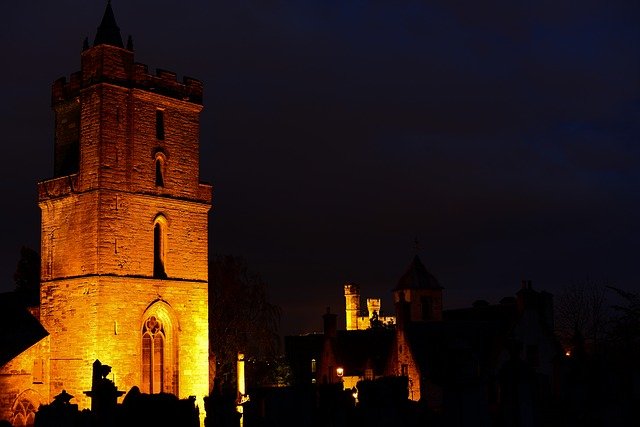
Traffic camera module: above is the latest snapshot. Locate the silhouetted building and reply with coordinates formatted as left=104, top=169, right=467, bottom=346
left=0, top=293, right=49, bottom=426
left=286, top=255, right=563, bottom=427
left=317, top=309, right=394, bottom=389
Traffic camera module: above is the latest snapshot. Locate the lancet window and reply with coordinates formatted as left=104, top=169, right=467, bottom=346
left=142, top=316, right=165, bottom=393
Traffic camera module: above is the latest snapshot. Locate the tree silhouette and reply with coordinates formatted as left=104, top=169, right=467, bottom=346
left=208, top=255, right=281, bottom=389
left=556, top=281, right=606, bottom=353
left=606, top=286, right=640, bottom=353
left=13, top=246, right=40, bottom=306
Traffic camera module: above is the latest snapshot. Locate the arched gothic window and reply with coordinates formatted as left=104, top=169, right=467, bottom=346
left=154, top=152, right=166, bottom=187
left=11, top=399, right=36, bottom=427
left=141, top=302, right=178, bottom=395
left=153, top=216, right=167, bottom=279
left=142, top=316, right=165, bottom=393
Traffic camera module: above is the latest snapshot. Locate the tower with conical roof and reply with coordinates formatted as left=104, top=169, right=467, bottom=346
left=39, top=1, right=210, bottom=410
left=393, top=254, right=443, bottom=322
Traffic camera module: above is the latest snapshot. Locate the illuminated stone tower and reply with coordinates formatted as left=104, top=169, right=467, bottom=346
left=38, top=2, right=210, bottom=409
left=344, top=283, right=361, bottom=330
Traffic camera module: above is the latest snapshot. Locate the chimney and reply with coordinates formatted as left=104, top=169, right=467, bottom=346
left=323, top=307, right=337, bottom=338
left=517, top=279, right=537, bottom=313
left=539, top=291, right=555, bottom=330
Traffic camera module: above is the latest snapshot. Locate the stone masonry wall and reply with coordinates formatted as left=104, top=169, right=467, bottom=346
left=71, top=84, right=208, bottom=200
left=392, top=331, right=422, bottom=402
left=40, top=189, right=209, bottom=281
left=0, top=337, right=50, bottom=423
left=41, top=276, right=208, bottom=409
left=40, top=192, right=99, bottom=280
left=96, top=192, right=209, bottom=279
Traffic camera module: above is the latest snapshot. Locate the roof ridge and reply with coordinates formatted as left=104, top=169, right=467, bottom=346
left=393, top=254, right=442, bottom=291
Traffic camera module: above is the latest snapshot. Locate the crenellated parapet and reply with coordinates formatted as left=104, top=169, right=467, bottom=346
left=52, top=48, right=203, bottom=105
left=131, top=64, right=203, bottom=104
left=52, top=72, right=83, bottom=104
left=38, top=174, right=79, bottom=200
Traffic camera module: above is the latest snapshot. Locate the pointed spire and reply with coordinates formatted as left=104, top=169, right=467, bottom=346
left=94, top=1, right=124, bottom=48
left=394, top=254, right=442, bottom=291
left=126, top=35, right=134, bottom=51
left=82, top=37, right=89, bottom=51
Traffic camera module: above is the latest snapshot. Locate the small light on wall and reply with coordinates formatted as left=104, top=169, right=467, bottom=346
left=565, top=350, right=571, bottom=357
left=336, top=367, right=344, bottom=377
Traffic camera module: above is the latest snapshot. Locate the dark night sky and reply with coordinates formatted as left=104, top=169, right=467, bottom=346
left=1, top=1, right=639, bottom=337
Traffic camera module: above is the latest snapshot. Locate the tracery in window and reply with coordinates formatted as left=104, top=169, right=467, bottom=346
left=142, top=316, right=165, bottom=393
left=11, top=399, right=36, bottom=427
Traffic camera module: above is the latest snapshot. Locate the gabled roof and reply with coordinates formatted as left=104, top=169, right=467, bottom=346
left=94, top=1, right=124, bottom=48
left=394, top=255, right=442, bottom=291
left=0, top=292, right=49, bottom=367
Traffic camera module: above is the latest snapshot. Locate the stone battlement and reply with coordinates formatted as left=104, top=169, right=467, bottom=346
left=38, top=174, right=79, bottom=200
left=344, top=282, right=360, bottom=295
left=52, top=53, right=203, bottom=105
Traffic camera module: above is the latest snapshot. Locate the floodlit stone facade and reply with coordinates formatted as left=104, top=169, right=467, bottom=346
left=344, top=283, right=395, bottom=330
left=1, top=3, right=211, bottom=424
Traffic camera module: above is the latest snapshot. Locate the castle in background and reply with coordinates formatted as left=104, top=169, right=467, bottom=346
left=287, top=254, right=562, bottom=423
left=0, top=3, right=210, bottom=424
left=344, top=283, right=395, bottom=330
left=343, top=253, right=446, bottom=331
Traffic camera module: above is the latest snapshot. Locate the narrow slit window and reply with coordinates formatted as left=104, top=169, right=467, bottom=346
left=156, top=110, right=165, bottom=140
left=153, top=220, right=167, bottom=279
left=155, top=158, right=164, bottom=187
